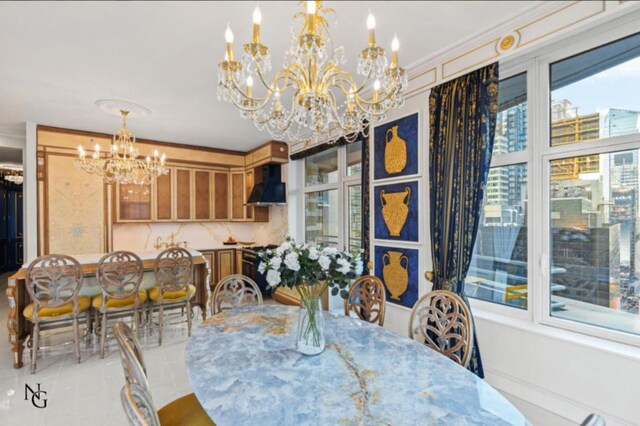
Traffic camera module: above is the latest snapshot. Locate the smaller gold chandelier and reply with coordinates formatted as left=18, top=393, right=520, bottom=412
left=75, top=110, right=168, bottom=185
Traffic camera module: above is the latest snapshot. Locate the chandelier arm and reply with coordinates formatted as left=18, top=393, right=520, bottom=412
left=227, top=74, right=273, bottom=105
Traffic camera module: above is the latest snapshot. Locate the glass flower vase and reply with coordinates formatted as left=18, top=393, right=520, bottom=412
left=296, top=295, right=325, bottom=356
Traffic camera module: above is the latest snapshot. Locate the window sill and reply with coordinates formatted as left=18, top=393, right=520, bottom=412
left=472, top=306, right=640, bottom=362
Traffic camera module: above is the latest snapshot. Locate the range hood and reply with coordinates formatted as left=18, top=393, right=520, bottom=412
left=246, top=164, right=287, bottom=206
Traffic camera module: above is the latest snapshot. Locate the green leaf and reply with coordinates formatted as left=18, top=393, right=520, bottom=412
left=340, top=289, right=348, bottom=299
left=331, top=287, right=339, bottom=296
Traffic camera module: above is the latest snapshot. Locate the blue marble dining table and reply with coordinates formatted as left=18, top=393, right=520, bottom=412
left=185, top=304, right=529, bottom=426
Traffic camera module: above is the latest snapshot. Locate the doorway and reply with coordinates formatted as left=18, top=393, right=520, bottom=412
left=0, top=147, right=24, bottom=273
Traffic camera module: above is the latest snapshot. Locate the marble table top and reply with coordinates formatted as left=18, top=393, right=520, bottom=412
left=185, top=304, right=528, bottom=426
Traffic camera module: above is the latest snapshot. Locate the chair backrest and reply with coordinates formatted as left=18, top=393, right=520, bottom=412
left=408, top=290, right=474, bottom=367
left=116, top=329, right=151, bottom=397
left=344, top=275, right=386, bottom=326
left=25, top=254, right=83, bottom=317
left=97, top=251, right=144, bottom=303
left=581, top=414, right=606, bottom=426
left=114, top=322, right=147, bottom=376
left=121, top=383, right=160, bottom=426
left=153, top=248, right=193, bottom=294
left=212, top=274, right=263, bottom=315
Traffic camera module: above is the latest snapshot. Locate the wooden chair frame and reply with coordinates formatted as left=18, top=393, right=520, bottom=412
left=408, top=290, right=474, bottom=367
left=343, top=275, right=387, bottom=326
left=151, top=248, right=194, bottom=345
left=96, top=251, right=145, bottom=358
left=211, top=274, right=263, bottom=315
left=25, top=254, right=85, bottom=374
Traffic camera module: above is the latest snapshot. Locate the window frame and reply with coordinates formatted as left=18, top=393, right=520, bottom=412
left=301, top=142, right=362, bottom=252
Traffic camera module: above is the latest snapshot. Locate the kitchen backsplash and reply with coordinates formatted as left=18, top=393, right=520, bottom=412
left=112, top=206, right=288, bottom=251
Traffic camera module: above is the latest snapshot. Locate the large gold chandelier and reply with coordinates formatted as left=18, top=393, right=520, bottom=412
left=75, top=110, right=168, bottom=185
left=217, top=1, right=408, bottom=144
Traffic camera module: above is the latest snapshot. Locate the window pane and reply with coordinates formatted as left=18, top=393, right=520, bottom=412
left=347, top=141, right=362, bottom=176
left=305, top=190, right=339, bottom=246
left=305, top=148, right=338, bottom=186
left=550, top=149, right=640, bottom=335
left=550, top=32, right=640, bottom=147
left=347, top=185, right=362, bottom=252
left=494, top=73, right=527, bottom=155
left=466, top=164, right=528, bottom=308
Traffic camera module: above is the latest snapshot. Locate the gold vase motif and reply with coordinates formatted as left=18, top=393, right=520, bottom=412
left=380, top=186, right=411, bottom=237
left=384, top=125, right=407, bottom=174
left=382, top=251, right=409, bottom=300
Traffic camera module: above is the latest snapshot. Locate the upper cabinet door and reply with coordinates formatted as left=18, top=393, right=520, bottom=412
left=155, top=168, right=173, bottom=221
left=214, top=172, right=230, bottom=221
left=231, top=172, right=245, bottom=221
left=118, top=183, right=152, bottom=222
left=194, top=170, right=212, bottom=221
left=176, top=168, right=192, bottom=221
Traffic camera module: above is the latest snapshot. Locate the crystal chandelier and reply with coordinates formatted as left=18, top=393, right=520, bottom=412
left=217, top=1, right=408, bottom=144
left=74, top=110, right=168, bottom=185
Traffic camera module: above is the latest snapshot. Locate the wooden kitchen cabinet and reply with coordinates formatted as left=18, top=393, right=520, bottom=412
left=175, top=168, right=192, bottom=221
left=117, top=183, right=152, bottom=221
left=231, top=172, right=245, bottom=221
left=155, top=168, right=173, bottom=221
left=215, top=249, right=236, bottom=284
left=213, top=172, right=230, bottom=221
left=194, top=170, right=212, bottom=221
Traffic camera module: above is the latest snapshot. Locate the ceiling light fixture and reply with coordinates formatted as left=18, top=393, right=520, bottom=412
left=217, top=1, right=407, bottom=144
left=74, top=109, right=168, bottom=185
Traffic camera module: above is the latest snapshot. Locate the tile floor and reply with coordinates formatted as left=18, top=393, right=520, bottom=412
left=0, top=273, right=575, bottom=425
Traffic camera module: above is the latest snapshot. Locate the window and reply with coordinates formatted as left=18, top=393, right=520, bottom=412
left=303, top=141, right=362, bottom=251
left=545, top=32, right=640, bottom=337
left=466, top=73, right=529, bottom=308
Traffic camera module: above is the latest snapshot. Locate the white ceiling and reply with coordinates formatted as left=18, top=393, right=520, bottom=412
left=0, top=1, right=536, bottom=151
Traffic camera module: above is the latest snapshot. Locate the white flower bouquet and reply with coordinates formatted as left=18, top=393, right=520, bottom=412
left=258, top=236, right=363, bottom=355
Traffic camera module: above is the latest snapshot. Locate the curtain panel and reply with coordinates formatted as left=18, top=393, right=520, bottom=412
left=428, top=62, right=499, bottom=377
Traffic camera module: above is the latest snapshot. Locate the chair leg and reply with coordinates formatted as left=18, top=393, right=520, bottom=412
left=158, top=303, right=164, bottom=346
left=31, top=322, right=39, bottom=374
left=85, top=311, right=92, bottom=347
left=73, top=316, right=81, bottom=363
left=186, top=300, right=192, bottom=337
left=94, top=309, right=100, bottom=335
left=134, top=306, right=140, bottom=339
left=100, top=311, right=108, bottom=359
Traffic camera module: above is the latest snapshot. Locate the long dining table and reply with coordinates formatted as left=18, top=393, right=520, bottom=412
left=185, top=304, right=529, bottom=426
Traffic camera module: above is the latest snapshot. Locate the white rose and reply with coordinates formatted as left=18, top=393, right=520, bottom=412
left=258, top=262, right=267, bottom=274
left=318, top=255, right=331, bottom=271
left=270, top=256, right=282, bottom=270
left=322, top=246, right=338, bottom=256
left=266, top=269, right=281, bottom=287
left=284, top=252, right=300, bottom=271
left=275, top=242, right=291, bottom=256
left=308, top=247, right=319, bottom=260
left=336, top=258, right=351, bottom=274
left=355, top=260, right=363, bottom=276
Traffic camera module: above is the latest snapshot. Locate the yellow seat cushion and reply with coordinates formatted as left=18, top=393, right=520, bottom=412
left=158, top=392, right=215, bottom=426
left=23, top=296, right=92, bottom=320
left=92, top=290, right=148, bottom=310
left=148, top=284, right=196, bottom=302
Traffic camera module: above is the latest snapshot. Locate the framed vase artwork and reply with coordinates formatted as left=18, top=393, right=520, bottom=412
left=373, top=112, right=419, bottom=181
left=374, top=245, right=419, bottom=309
left=373, top=180, right=419, bottom=242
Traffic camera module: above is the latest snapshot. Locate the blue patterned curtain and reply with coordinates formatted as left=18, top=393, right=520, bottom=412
left=428, top=63, right=499, bottom=377
left=362, top=134, right=371, bottom=274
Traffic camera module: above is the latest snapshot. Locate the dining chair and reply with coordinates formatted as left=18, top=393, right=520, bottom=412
left=95, top=251, right=146, bottom=358
left=121, top=382, right=215, bottom=426
left=23, top=254, right=89, bottom=374
left=581, top=414, right=606, bottom=426
left=115, top=322, right=215, bottom=426
left=344, top=275, right=386, bottom=326
left=408, top=290, right=474, bottom=367
left=211, top=274, right=263, bottom=315
left=149, top=248, right=195, bottom=345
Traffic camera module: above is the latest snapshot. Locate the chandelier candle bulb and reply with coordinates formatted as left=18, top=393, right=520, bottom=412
left=306, top=1, right=316, bottom=34
left=367, top=11, right=376, bottom=46
left=373, top=79, right=380, bottom=102
left=225, top=24, right=235, bottom=61
left=246, top=76, right=253, bottom=97
left=391, top=35, right=399, bottom=67
left=252, top=5, right=261, bottom=43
